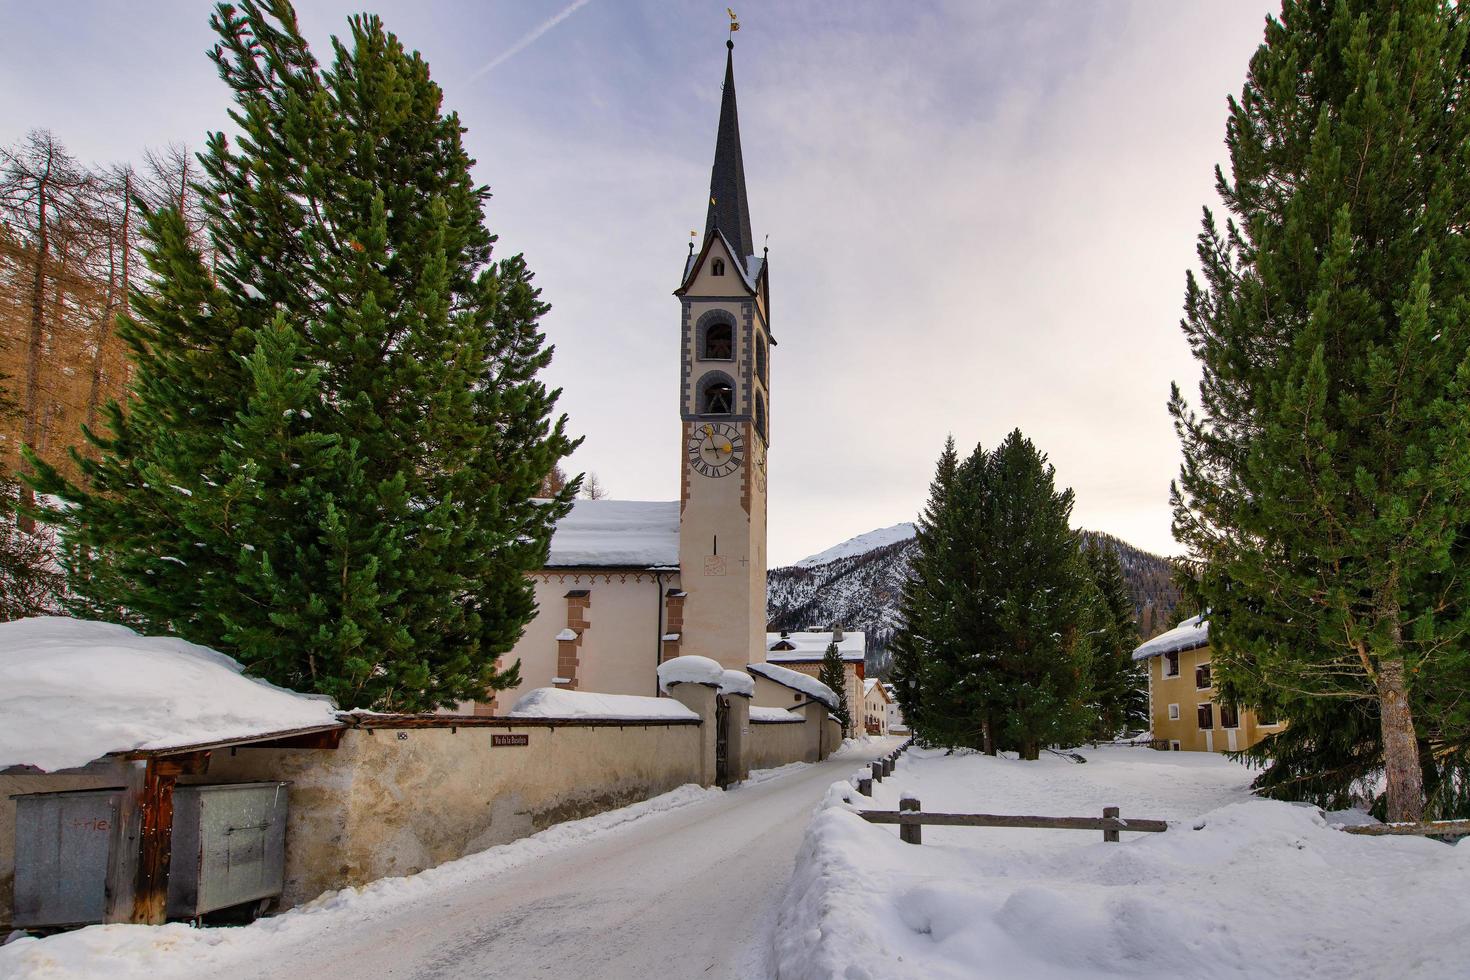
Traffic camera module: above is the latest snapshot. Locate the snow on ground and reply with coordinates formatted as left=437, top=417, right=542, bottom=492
left=794, top=522, right=915, bottom=568
left=1, top=740, right=902, bottom=980
left=507, top=687, right=697, bottom=720
left=0, top=618, right=342, bottom=772
left=775, top=746, right=1470, bottom=980
left=0, top=783, right=726, bottom=979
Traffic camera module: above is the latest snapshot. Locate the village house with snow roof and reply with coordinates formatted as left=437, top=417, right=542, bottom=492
left=463, top=40, right=864, bottom=719
left=1132, top=615, right=1285, bottom=753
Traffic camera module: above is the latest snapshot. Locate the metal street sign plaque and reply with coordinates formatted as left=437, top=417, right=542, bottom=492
left=492, top=734, right=530, bottom=747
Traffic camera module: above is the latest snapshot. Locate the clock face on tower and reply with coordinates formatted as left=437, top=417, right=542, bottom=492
left=688, top=421, right=744, bottom=478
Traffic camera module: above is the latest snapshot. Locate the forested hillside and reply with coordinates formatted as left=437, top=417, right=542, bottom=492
left=767, top=523, right=1181, bottom=673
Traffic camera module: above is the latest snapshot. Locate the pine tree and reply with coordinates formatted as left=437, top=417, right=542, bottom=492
left=28, top=0, right=577, bottom=710
left=1084, top=539, right=1146, bottom=738
left=1170, top=0, right=1470, bottom=821
left=818, top=640, right=852, bottom=735
left=893, top=431, right=1097, bottom=757
left=981, top=431, right=1096, bottom=759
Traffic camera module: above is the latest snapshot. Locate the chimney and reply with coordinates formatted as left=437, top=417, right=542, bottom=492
left=832, top=626, right=844, bottom=642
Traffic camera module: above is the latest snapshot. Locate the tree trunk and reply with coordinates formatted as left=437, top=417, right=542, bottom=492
left=19, top=183, right=48, bottom=533
left=982, top=716, right=996, bottom=756
left=1376, top=655, right=1425, bottom=823
left=88, top=175, right=130, bottom=442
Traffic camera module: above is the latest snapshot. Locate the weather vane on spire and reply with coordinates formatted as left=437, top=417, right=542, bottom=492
left=727, top=8, right=740, bottom=38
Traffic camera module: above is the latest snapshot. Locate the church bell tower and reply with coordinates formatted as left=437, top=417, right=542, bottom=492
left=673, top=39, right=771, bottom=671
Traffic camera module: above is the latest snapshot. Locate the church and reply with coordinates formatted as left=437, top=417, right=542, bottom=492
left=464, top=40, right=862, bottom=715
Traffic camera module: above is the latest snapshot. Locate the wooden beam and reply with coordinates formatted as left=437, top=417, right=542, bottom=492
left=1341, top=819, right=1470, bottom=838
left=858, top=810, right=1169, bottom=834
left=103, top=751, right=210, bottom=925
left=103, top=760, right=147, bottom=924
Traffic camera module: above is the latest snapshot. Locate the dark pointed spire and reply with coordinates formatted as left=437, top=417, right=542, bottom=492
left=705, top=39, right=754, bottom=261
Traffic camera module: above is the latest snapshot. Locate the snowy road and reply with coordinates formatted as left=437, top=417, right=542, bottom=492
left=51, top=740, right=893, bottom=980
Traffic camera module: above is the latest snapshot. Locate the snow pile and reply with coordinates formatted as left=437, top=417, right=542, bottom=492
left=544, top=499, right=679, bottom=568
left=795, top=522, right=916, bottom=568
left=747, top=661, right=838, bottom=710
left=0, top=617, right=342, bottom=772
left=718, top=668, right=754, bottom=697
left=507, top=688, right=697, bottom=721
left=750, top=705, right=802, bottom=722
left=656, top=654, right=724, bottom=692
left=1132, top=613, right=1209, bottom=661
left=774, top=746, right=1470, bottom=980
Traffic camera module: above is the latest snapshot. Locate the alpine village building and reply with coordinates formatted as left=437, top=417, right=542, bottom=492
left=462, top=41, right=865, bottom=717
left=1132, top=615, right=1284, bottom=753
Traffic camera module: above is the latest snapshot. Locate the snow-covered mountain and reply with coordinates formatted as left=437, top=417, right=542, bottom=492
left=794, top=522, right=916, bottom=568
left=766, top=524, right=1182, bottom=674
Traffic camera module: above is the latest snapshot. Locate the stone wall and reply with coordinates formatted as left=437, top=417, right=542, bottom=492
left=748, top=718, right=806, bottom=770
left=192, top=720, right=704, bottom=908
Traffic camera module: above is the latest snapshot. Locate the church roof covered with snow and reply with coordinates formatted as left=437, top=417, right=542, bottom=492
left=1131, top=614, right=1210, bottom=661
left=765, top=630, right=865, bottom=662
left=545, top=500, right=680, bottom=569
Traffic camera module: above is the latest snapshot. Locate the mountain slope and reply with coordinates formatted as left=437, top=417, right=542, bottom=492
left=767, top=524, right=1182, bottom=673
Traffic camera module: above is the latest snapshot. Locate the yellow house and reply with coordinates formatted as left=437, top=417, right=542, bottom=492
left=1132, top=616, right=1284, bottom=753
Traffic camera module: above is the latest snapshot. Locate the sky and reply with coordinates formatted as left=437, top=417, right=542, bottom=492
left=0, top=0, right=1277, bottom=566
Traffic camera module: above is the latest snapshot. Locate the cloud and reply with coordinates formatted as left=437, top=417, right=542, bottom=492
left=463, top=0, right=596, bottom=82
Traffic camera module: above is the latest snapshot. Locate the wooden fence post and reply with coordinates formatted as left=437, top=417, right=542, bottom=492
left=1103, top=805, right=1119, bottom=843
left=858, top=776, right=872, bottom=796
left=872, top=761, right=883, bottom=783
left=900, top=796, right=922, bottom=845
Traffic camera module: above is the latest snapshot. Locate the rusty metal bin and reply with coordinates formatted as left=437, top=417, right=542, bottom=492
left=167, top=781, right=289, bottom=919
left=11, top=788, right=119, bottom=929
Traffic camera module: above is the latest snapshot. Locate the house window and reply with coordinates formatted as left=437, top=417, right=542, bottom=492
left=1197, top=703, right=1213, bottom=730
left=1219, top=702, right=1240, bottom=729
left=702, top=321, right=734, bottom=360
left=1257, top=705, right=1278, bottom=726
left=794, top=693, right=801, bottom=703
left=756, top=334, right=767, bottom=385
left=712, top=258, right=726, bottom=276
left=1195, top=663, right=1212, bottom=689
left=1168, top=703, right=1180, bottom=721
left=1163, top=652, right=1180, bottom=677
left=1171, top=740, right=1181, bottom=751
left=755, top=393, right=767, bottom=441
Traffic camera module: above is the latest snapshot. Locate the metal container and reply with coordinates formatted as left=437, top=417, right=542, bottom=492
left=167, top=781, right=290, bottom=919
left=11, top=788, right=118, bottom=929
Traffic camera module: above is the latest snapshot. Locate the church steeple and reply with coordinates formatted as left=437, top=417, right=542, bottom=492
left=704, top=40, right=754, bottom=263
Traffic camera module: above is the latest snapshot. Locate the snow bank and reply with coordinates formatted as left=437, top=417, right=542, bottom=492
left=774, top=746, right=1470, bottom=980
left=747, top=661, right=837, bottom=710
left=0, top=617, right=342, bottom=772
left=718, top=668, right=754, bottom=697
left=544, top=499, right=679, bottom=568
left=656, top=654, right=724, bottom=692
left=507, top=688, right=696, bottom=721
left=1132, top=613, right=1209, bottom=661
left=750, top=706, right=802, bottom=722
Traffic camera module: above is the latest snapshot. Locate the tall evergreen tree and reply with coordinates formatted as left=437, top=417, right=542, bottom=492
left=1084, top=539, right=1147, bottom=737
left=817, top=640, right=852, bottom=736
left=28, top=0, right=577, bottom=710
left=1170, top=0, right=1470, bottom=821
left=981, top=431, right=1096, bottom=759
left=893, top=431, right=1097, bottom=758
